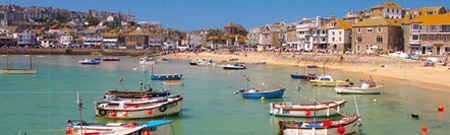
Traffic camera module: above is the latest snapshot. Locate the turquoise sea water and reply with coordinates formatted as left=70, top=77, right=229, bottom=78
left=1, top=55, right=450, bottom=135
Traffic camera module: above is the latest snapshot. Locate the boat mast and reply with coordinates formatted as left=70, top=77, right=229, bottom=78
left=295, top=53, right=300, bottom=74
left=76, top=92, right=84, bottom=134
left=246, top=77, right=250, bottom=90
left=322, top=59, right=329, bottom=75
left=6, top=49, right=9, bottom=69
left=29, top=47, right=32, bottom=69
left=151, top=64, right=154, bottom=75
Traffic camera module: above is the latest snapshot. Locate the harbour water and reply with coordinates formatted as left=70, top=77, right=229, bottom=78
left=1, top=55, right=450, bottom=134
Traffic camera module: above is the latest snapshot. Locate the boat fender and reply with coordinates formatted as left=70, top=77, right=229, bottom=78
left=307, top=77, right=310, bottom=81
left=255, top=89, right=260, bottom=92
left=98, top=109, right=107, bottom=116
left=159, top=105, right=167, bottom=112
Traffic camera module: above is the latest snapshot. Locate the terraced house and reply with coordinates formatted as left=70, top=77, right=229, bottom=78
left=322, top=19, right=352, bottom=52
left=404, top=14, right=450, bottom=56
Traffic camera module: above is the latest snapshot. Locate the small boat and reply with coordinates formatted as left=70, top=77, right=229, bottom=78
left=197, top=60, right=217, bottom=67
left=189, top=59, right=206, bottom=65
left=102, top=57, right=120, bottom=61
left=270, top=100, right=347, bottom=117
left=0, top=48, right=38, bottom=74
left=95, top=95, right=183, bottom=119
left=278, top=115, right=361, bottom=135
left=79, top=59, right=101, bottom=65
left=307, top=65, right=319, bottom=68
left=222, top=63, right=246, bottom=70
left=66, top=119, right=174, bottom=135
left=290, top=73, right=317, bottom=80
left=140, top=56, right=156, bottom=65
left=94, top=57, right=102, bottom=60
left=105, top=89, right=171, bottom=99
left=163, top=81, right=184, bottom=86
left=309, top=75, right=351, bottom=87
left=221, top=60, right=228, bottom=62
left=408, top=54, right=419, bottom=60
left=335, top=79, right=383, bottom=94
left=229, top=58, right=239, bottom=61
left=234, top=88, right=285, bottom=98
left=151, top=74, right=183, bottom=80
left=253, top=62, right=267, bottom=64
left=158, top=58, right=172, bottom=62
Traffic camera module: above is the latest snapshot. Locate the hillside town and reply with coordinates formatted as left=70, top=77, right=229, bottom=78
left=0, top=2, right=450, bottom=56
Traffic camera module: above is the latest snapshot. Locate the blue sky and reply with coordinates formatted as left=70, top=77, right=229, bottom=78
left=2, top=0, right=449, bottom=31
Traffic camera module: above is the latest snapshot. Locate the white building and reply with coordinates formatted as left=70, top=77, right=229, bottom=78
left=323, top=19, right=352, bottom=52
left=371, top=2, right=402, bottom=19
left=102, top=33, right=118, bottom=48
left=59, top=33, right=73, bottom=47
left=83, top=34, right=103, bottom=47
left=247, top=27, right=263, bottom=45
left=13, top=30, right=36, bottom=46
left=295, top=16, right=332, bottom=51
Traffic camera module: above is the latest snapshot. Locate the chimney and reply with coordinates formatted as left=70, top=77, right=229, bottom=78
left=331, top=14, right=336, bottom=20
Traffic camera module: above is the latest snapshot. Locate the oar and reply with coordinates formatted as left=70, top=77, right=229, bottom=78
left=271, top=82, right=351, bottom=118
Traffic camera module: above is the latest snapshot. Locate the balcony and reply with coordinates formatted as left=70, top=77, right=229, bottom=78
left=409, top=40, right=421, bottom=45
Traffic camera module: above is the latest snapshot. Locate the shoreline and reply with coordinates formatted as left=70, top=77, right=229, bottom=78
left=0, top=48, right=158, bottom=56
left=161, top=52, right=450, bottom=91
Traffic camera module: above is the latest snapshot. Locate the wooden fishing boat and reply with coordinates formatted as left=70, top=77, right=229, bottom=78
left=335, top=78, right=383, bottom=94
left=163, top=81, right=184, bottom=86
left=139, top=56, right=156, bottom=64
left=95, top=95, right=183, bottom=119
left=151, top=74, right=183, bottom=80
left=270, top=100, right=347, bottom=117
left=234, top=88, right=285, bottom=98
left=102, top=57, right=120, bottom=61
left=222, top=63, right=246, bottom=70
left=66, top=119, right=174, bottom=135
left=149, top=65, right=183, bottom=80
left=290, top=73, right=317, bottom=80
left=105, top=89, right=171, bottom=99
left=0, top=48, right=38, bottom=74
left=79, top=59, right=101, bottom=65
left=278, top=115, right=361, bottom=135
left=309, top=75, right=351, bottom=87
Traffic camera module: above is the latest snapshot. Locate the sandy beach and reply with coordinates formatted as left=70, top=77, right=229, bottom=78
left=161, top=52, right=450, bottom=91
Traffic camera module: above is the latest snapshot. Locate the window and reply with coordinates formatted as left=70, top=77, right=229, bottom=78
left=376, top=36, right=383, bottom=42
left=445, top=35, right=449, bottom=41
left=387, top=9, right=390, bottom=13
left=367, top=28, right=373, bottom=33
left=332, top=38, right=335, bottom=42
left=366, top=45, right=370, bottom=50
left=357, top=28, right=361, bottom=33
left=332, top=32, right=335, bottom=35
left=357, top=37, right=362, bottom=42
left=412, top=24, right=419, bottom=30
left=412, top=35, right=419, bottom=40
left=429, top=35, right=434, bottom=41
left=339, top=31, right=342, bottom=35
left=339, top=37, right=342, bottom=41
left=357, top=45, right=361, bottom=51
left=377, top=27, right=382, bottom=33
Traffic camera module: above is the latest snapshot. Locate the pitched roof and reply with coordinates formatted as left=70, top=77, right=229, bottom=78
left=127, top=28, right=145, bottom=36
left=372, top=2, right=401, bottom=9
left=74, top=37, right=83, bottom=41
left=225, top=23, right=243, bottom=28
left=322, top=19, right=352, bottom=30
left=353, top=17, right=401, bottom=27
left=409, top=14, right=450, bottom=25
left=417, top=6, right=445, bottom=14
left=0, top=26, right=17, bottom=30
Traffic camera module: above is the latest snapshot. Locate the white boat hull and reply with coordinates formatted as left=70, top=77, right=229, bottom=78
left=335, top=86, right=382, bottom=94
left=270, top=101, right=346, bottom=117
left=140, top=61, right=156, bottom=65
left=314, top=83, right=350, bottom=87
left=70, top=121, right=173, bottom=135
left=0, top=69, right=37, bottom=74
left=283, top=121, right=359, bottom=135
left=96, top=99, right=183, bottom=119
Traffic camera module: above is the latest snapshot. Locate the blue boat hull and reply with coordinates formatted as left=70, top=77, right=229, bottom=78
left=150, top=74, right=182, bottom=80
left=291, top=73, right=316, bottom=80
left=242, top=89, right=285, bottom=98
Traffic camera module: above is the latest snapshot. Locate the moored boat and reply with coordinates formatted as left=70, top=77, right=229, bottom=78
left=151, top=74, right=183, bottom=80
left=222, top=63, right=246, bottom=70
left=163, top=81, right=184, bottom=86
left=66, top=119, right=174, bottom=135
left=94, top=57, right=102, bottom=60
left=95, top=95, right=183, bottom=119
left=290, top=73, right=317, bottom=80
left=278, top=115, right=361, bottom=135
left=307, top=65, right=319, bottom=68
left=79, top=59, right=101, bottom=65
left=139, top=56, right=156, bottom=65
left=234, top=88, right=285, bottom=98
left=270, top=100, right=347, bottom=117
left=102, top=57, right=120, bottom=61
left=158, top=58, right=172, bottom=62
left=335, top=79, right=383, bottom=94
left=309, top=75, right=351, bottom=87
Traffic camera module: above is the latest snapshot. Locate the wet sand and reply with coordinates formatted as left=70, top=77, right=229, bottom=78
left=161, top=52, right=450, bottom=91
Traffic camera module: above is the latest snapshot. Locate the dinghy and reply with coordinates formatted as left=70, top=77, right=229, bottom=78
left=270, top=100, right=347, bottom=117
left=95, top=95, right=183, bottom=119
left=163, top=81, right=184, bottom=86
left=234, top=88, right=285, bottom=98
left=102, top=57, right=120, bottom=61
left=149, top=65, right=183, bottom=80
left=78, top=59, right=101, bottom=65
left=335, top=77, right=383, bottom=94
left=222, top=63, right=246, bottom=70
left=139, top=56, right=156, bottom=65
left=278, top=115, right=361, bottom=135
left=66, top=119, right=174, bottom=135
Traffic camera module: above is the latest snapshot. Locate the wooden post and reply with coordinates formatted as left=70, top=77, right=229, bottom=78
left=303, top=54, right=307, bottom=75
left=29, top=47, right=33, bottom=69
left=6, top=49, right=9, bottom=69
